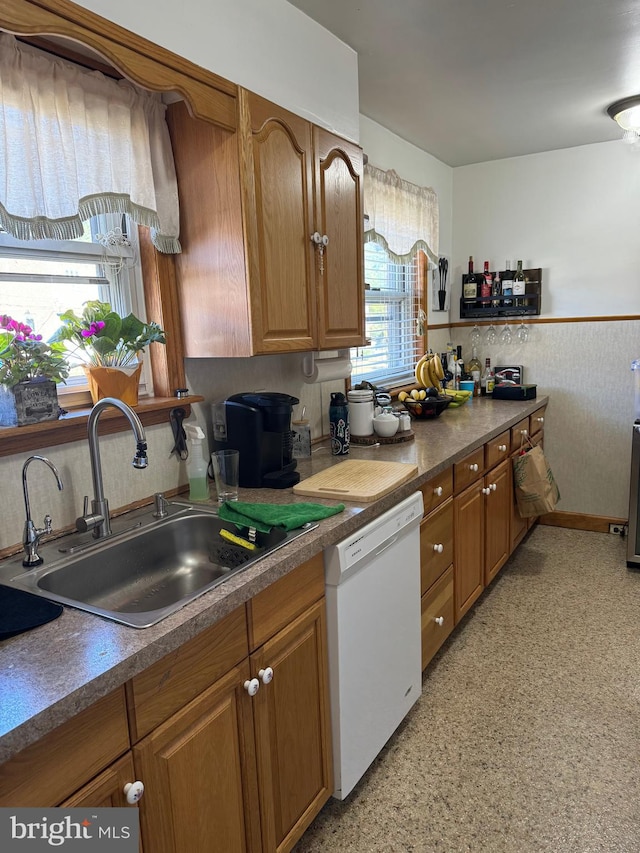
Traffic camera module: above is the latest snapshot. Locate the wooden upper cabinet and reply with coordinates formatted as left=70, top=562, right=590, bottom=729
left=240, top=91, right=317, bottom=353
left=168, top=87, right=365, bottom=357
left=313, top=127, right=365, bottom=349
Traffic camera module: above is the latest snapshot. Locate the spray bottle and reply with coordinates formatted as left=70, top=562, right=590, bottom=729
left=184, top=424, right=210, bottom=501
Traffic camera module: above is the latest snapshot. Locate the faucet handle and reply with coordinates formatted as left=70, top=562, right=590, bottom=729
left=75, top=496, right=105, bottom=534
left=43, top=514, right=53, bottom=534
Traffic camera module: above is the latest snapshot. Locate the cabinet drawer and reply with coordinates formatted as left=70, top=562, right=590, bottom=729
left=420, top=499, right=453, bottom=593
left=510, top=417, right=530, bottom=451
left=530, top=406, right=546, bottom=436
left=247, top=553, right=324, bottom=650
left=485, top=430, right=511, bottom=469
left=454, top=447, right=484, bottom=493
left=420, top=467, right=453, bottom=515
left=127, top=605, right=249, bottom=741
left=0, top=687, right=129, bottom=807
left=421, top=565, right=454, bottom=670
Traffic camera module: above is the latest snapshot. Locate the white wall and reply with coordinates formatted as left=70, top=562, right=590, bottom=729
left=453, top=141, right=640, bottom=518
left=74, top=0, right=360, bottom=143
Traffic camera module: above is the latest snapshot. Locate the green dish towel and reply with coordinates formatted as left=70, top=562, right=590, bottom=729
left=218, top=501, right=345, bottom=533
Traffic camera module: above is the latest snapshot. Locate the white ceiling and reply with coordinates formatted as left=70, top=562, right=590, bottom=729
left=286, top=0, right=640, bottom=167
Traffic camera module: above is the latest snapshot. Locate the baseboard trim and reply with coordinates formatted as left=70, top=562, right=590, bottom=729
left=538, top=511, right=627, bottom=533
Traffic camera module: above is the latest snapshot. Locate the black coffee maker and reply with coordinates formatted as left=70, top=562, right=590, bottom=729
left=212, top=392, right=300, bottom=489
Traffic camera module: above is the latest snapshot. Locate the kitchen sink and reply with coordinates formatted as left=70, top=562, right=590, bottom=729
left=5, top=508, right=317, bottom=628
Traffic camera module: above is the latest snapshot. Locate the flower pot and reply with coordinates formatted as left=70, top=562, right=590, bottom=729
left=83, top=363, right=143, bottom=406
left=0, top=379, right=61, bottom=427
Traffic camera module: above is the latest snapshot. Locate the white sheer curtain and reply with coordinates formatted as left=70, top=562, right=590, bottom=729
left=0, top=33, right=181, bottom=253
left=364, top=163, right=438, bottom=262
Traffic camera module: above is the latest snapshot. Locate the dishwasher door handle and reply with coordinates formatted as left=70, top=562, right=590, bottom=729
left=373, top=533, right=400, bottom=558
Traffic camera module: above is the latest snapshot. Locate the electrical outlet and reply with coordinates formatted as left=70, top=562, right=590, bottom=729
left=609, top=523, right=627, bottom=535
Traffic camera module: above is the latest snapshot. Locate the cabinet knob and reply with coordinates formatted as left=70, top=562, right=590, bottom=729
left=490, top=482, right=497, bottom=491
left=258, top=667, right=274, bottom=685
left=433, top=543, right=444, bottom=554
left=310, top=231, right=322, bottom=245
left=434, top=616, right=444, bottom=626
left=469, top=463, right=479, bottom=472
left=482, top=487, right=491, bottom=495
left=434, top=486, right=443, bottom=497
left=520, top=429, right=528, bottom=437
left=244, top=678, right=260, bottom=696
left=536, top=417, right=544, bottom=424
left=498, top=444, right=507, bottom=452
left=123, top=781, right=145, bottom=804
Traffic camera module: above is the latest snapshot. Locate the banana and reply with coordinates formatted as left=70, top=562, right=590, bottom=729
left=427, top=359, right=441, bottom=389
left=421, top=359, right=434, bottom=389
left=432, top=353, right=445, bottom=381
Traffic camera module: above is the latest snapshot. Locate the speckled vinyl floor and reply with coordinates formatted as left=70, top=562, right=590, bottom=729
left=294, top=525, right=640, bottom=853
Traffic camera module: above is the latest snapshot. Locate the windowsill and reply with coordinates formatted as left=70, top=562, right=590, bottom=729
left=0, top=395, right=204, bottom=458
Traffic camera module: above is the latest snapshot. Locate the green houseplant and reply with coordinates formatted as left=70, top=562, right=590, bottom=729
left=51, top=301, right=166, bottom=405
left=0, top=315, right=69, bottom=426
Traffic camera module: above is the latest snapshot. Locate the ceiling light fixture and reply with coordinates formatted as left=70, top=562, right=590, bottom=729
left=607, top=96, right=640, bottom=144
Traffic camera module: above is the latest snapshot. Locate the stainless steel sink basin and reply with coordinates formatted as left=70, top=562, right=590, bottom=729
left=5, top=508, right=317, bottom=628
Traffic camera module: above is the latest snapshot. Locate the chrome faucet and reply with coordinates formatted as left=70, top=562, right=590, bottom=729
left=77, top=397, right=148, bottom=539
left=22, top=455, right=64, bottom=567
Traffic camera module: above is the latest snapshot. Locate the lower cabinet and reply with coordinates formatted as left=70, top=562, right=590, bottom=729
left=419, top=470, right=455, bottom=668
left=132, top=554, right=332, bottom=853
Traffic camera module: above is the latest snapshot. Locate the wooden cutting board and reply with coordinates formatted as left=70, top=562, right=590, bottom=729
left=292, top=459, right=418, bottom=502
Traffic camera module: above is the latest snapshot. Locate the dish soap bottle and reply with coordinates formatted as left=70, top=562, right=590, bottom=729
left=184, top=424, right=210, bottom=501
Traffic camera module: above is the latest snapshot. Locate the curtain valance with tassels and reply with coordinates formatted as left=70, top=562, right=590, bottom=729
left=364, top=163, right=438, bottom=263
left=0, top=33, right=181, bottom=253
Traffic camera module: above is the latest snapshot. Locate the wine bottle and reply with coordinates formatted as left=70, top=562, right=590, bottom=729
left=492, top=270, right=501, bottom=308
left=464, top=256, right=478, bottom=300
left=467, top=346, right=482, bottom=396
left=502, top=260, right=513, bottom=307
left=481, top=261, right=492, bottom=301
left=513, top=260, right=526, bottom=308
left=481, top=358, right=495, bottom=396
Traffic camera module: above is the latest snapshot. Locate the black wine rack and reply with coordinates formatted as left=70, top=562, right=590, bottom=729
left=460, top=267, right=541, bottom=319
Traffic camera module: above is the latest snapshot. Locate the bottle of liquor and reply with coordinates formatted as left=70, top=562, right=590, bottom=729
left=467, top=346, right=482, bottom=396
left=481, top=358, right=495, bottom=396
left=481, top=261, right=493, bottom=301
left=464, top=256, right=478, bottom=300
left=513, top=260, right=526, bottom=308
left=502, top=260, right=513, bottom=307
left=492, top=270, right=501, bottom=308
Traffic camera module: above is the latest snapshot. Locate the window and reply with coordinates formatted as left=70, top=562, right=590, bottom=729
left=350, top=164, right=438, bottom=390
left=0, top=213, right=152, bottom=404
left=350, top=242, right=426, bottom=387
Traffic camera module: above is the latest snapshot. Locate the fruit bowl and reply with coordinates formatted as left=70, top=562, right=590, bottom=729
left=403, top=396, right=452, bottom=419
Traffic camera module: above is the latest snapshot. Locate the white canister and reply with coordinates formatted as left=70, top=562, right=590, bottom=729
left=347, top=389, right=375, bottom=436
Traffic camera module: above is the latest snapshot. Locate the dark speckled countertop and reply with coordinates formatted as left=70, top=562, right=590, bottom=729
left=0, top=395, right=547, bottom=763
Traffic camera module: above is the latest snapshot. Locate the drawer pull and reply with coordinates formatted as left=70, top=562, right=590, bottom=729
left=244, top=678, right=260, bottom=696
left=434, top=616, right=444, bottom=626
left=123, top=781, right=145, bottom=804
left=258, top=667, right=274, bottom=685
left=433, top=543, right=444, bottom=554
left=469, top=463, right=479, bottom=472
left=498, top=444, right=507, bottom=452
left=434, top=486, right=443, bottom=497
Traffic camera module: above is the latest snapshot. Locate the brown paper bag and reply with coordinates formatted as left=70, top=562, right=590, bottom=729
left=512, top=443, right=560, bottom=517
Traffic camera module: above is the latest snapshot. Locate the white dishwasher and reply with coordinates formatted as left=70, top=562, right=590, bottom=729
left=324, top=491, right=424, bottom=799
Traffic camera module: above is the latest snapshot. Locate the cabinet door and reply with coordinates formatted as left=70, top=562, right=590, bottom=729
left=453, top=482, right=485, bottom=623
left=133, top=661, right=261, bottom=853
left=250, top=598, right=332, bottom=853
left=62, top=753, right=143, bottom=851
left=313, top=127, right=365, bottom=349
left=510, top=451, right=528, bottom=552
left=241, top=90, right=317, bottom=353
left=484, top=459, right=511, bottom=585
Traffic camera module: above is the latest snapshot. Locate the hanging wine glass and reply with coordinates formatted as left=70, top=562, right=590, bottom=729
left=516, top=319, right=529, bottom=344
left=485, top=322, right=497, bottom=345
left=500, top=322, right=512, bottom=346
left=470, top=324, right=482, bottom=347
